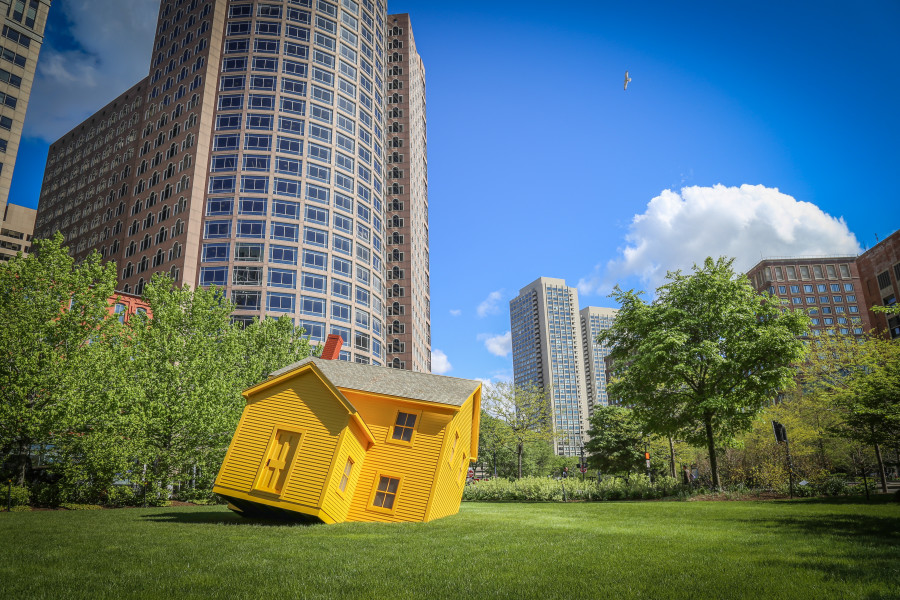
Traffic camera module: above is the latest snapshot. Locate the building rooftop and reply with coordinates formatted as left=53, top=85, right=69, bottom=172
left=269, top=357, right=480, bottom=407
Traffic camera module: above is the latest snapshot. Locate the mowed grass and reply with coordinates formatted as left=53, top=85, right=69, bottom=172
left=1, top=498, right=898, bottom=600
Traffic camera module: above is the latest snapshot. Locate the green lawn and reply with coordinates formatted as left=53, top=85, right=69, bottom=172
left=2, top=498, right=898, bottom=599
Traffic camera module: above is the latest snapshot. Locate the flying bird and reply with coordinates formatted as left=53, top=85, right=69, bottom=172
left=624, top=71, right=632, bottom=90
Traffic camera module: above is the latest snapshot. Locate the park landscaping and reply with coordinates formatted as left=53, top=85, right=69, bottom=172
left=1, top=498, right=898, bottom=599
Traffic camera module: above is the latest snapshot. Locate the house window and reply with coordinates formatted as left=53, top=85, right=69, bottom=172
left=339, top=457, right=354, bottom=492
left=448, top=431, right=459, bottom=463
left=372, top=475, right=399, bottom=510
left=391, top=411, right=417, bottom=442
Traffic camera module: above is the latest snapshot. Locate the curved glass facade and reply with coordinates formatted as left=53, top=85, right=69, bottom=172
left=203, top=0, right=387, bottom=364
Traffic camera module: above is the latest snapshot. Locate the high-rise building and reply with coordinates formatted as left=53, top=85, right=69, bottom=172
left=383, top=13, right=429, bottom=372
left=745, top=257, right=870, bottom=337
left=0, top=0, right=51, bottom=223
left=0, top=200, right=33, bottom=260
left=510, top=277, right=617, bottom=456
left=34, top=0, right=431, bottom=368
left=580, top=306, right=617, bottom=417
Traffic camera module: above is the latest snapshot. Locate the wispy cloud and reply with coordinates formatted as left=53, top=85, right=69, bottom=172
left=431, top=349, right=452, bottom=375
left=26, top=0, right=159, bottom=141
left=476, top=290, right=504, bottom=318
left=478, top=332, right=512, bottom=357
left=449, top=309, right=461, bottom=317
left=578, top=184, right=861, bottom=295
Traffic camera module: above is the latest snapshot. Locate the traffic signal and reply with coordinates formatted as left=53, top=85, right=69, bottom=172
left=772, top=421, right=788, bottom=443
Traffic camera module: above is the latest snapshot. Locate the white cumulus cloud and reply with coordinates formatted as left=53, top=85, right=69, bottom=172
left=478, top=332, right=512, bottom=357
left=431, top=349, right=452, bottom=375
left=578, top=184, right=861, bottom=295
left=26, top=0, right=160, bottom=141
left=477, top=290, right=504, bottom=317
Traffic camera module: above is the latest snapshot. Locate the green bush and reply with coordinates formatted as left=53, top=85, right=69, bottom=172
left=103, top=485, right=136, bottom=507
left=813, top=475, right=850, bottom=497
left=10, top=504, right=31, bottom=512
left=463, top=475, right=687, bottom=502
left=30, top=482, right=61, bottom=508
left=60, top=503, right=103, bottom=510
left=0, top=484, right=31, bottom=508
left=175, top=487, right=224, bottom=505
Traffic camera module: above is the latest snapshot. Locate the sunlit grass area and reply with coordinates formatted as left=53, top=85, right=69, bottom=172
left=2, top=498, right=898, bottom=599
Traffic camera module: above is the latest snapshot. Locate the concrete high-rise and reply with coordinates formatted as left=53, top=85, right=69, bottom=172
left=0, top=0, right=51, bottom=224
left=510, top=277, right=617, bottom=456
left=34, top=0, right=430, bottom=368
left=580, top=306, right=617, bottom=417
left=383, top=13, right=429, bottom=372
left=0, top=200, right=33, bottom=260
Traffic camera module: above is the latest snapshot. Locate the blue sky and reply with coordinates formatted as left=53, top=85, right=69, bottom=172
left=10, top=0, right=899, bottom=383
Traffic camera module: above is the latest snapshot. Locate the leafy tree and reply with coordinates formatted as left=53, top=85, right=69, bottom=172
left=600, top=257, right=809, bottom=490
left=584, top=406, right=646, bottom=478
left=121, top=275, right=319, bottom=498
left=801, top=333, right=900, bottom=493
left=481, top=381, right=555, bottom=478
left=237, top=313, right=321, bottom=387
left=0, top=233, right=119, bottom=484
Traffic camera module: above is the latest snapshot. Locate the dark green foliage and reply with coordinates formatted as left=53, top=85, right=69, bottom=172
left=584, top=405, right=646, bottom=476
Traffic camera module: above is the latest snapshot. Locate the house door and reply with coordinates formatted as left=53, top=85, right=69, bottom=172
left=256, top=429, right=302, bottom=495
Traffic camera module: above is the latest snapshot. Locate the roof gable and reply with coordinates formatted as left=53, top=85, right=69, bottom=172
left=244, top=361, right=376, bottom=449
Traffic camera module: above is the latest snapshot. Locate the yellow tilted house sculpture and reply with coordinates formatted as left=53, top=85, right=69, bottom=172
left=213, top=335, right=481, bottom=523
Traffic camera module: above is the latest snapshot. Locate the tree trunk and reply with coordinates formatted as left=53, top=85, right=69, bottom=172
left=874, top=441, right=888, bottom=494
left=704, top=415, right=720, bottom=491
left=517, top=441, right=523, bottom=479
left=16, top=440, right=30, bottom=486
left=668, top=436, right=676, bottom=479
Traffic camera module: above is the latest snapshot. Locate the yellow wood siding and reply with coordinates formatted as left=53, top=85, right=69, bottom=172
left=341, top=390, right=454, bottom=523
left=425, top=393, right=477, bottom=522
left=214, top=370, right=350, bottom=515
left=319, top=430, right=368, bottom=523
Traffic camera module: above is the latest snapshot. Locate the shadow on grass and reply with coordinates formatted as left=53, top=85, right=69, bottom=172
left=140, top=510, right=317, bottom=527
left=743, top=509, right=900, bottom=592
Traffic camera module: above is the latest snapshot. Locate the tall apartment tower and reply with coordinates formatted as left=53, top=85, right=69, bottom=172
left=579, top=306, right=617, bottom=418
left=510, top=277, right=590, bottom=456
left=383, top=13, right=429, bottom=372
left=0, top=0, right=51, bottom=215
left=745, top=257, right=870, bottom=338
left=34, top=0, right=420, bottom=366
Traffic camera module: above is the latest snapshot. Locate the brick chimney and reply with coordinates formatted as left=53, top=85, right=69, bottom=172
left=320, top=334, right=343, bottom=360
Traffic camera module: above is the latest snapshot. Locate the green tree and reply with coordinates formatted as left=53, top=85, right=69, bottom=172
left=801, top=333, right=900, bottom=493
left=122, top=275, right=318, bottom=499
left=0, top=233, right=119, bottom=484
left=600, top=257, right=809, bottom=490
left=481, top=381, right=555, bottom=479
left=584, top=405, right=646, bottom=478
left=237, top=313, right=321, bottom=387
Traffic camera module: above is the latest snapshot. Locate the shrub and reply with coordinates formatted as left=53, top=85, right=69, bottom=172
left=60, top=503, right=103, bottom=510
left=0, top=484, right=31, bottom=508
left=463, top=475, right=688, bottom=502
left=175, top=487, right=223, bottom=505
left=813, top=475, right=850, bottom=497
left=104, top=485, right=137, bottom=507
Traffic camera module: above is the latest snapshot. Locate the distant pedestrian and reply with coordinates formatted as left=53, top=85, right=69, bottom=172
left=562, top=466, right=569, bottom=479
left=682, top=465, right=690, bottom=485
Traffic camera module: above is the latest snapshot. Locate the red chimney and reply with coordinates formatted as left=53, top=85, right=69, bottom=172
left=320, top=334, right=343, bottom=360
